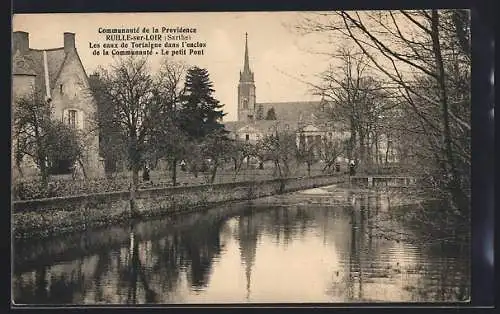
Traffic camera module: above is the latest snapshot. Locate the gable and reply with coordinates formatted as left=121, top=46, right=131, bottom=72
left=45, top=49, right=67, bottom=91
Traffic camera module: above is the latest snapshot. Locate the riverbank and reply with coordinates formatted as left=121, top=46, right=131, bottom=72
left=13, top=174, right=344, bottom=240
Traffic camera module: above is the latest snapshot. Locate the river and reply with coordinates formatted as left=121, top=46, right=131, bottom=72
left=12, top=184, right=470, bottom=304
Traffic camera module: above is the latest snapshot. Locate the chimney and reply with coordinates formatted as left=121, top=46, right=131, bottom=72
left=64, top=32, right=75, bottom=53
left=13, top=31, right=29, bottom=54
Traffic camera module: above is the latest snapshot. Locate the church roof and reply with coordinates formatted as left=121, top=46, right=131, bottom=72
left=257, top=100, right=324, bottom=124
left=224, top=119, right=300, bottom=134
left=231, top=33, right=347, bottom=134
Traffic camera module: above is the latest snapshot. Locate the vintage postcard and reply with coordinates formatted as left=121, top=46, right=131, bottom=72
left=12, top=11, right=471, bottom=305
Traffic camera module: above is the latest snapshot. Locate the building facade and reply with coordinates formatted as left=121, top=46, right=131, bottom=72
left=224, top=34, right=401, bottom=167
left=225, top=34, right=350, bottom=159
left=12, top=31, right=104, bottom=179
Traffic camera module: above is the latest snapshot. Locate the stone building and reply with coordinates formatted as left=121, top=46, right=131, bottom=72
left=225, top=34, right=350, bottom=157
left=12, top=31, right=104, bottom=179
left=224, top=34, right=399, bottom=166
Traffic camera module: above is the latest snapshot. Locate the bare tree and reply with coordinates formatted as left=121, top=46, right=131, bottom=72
left=13, top=91, right=84, bottom=188
left=149, top=58, right=188, bottom=186
left=296, top=10, right=471, bottom=214
left=258, top=129, right=296, bottom=179
left=92, top=56, right=157, bottom=213
left=320, top=138, right=348, bottom=173
left=316, top=48, right=394, bottom=171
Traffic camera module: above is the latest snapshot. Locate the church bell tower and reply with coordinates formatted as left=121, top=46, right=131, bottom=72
left=238, top=33, right=256, bottom=122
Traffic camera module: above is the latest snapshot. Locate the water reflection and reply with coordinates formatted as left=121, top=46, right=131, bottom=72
left=13, top=187, right=470, bottom=304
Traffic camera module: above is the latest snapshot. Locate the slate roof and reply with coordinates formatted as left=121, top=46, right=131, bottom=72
left=12, top=51, right=36, bottom=76
left=224, top=98, right=349, bottom=136
left=224, top=119, right=312, bottom=136
left=257, top=101, right=323, bottom=124
left=12, top=46, right=67, bottom=97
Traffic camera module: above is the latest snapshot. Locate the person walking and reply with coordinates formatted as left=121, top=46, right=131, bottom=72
left=142, top=164, right=150, bottom=182
left=349, top=159, right=356, bottom=176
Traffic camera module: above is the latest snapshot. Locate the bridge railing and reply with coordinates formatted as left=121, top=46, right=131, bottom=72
left=349, top=175, right=419, bottom=188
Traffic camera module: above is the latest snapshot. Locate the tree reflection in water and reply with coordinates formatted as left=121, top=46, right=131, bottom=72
left=14, top=214, right=226, bottom=304
left=13, top=189, right=470, bottom=304
left=326, top=191, right=470, bottom=302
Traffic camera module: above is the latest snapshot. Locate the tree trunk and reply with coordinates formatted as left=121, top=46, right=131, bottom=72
left=210, top=162, right=218, bottom=184
left=130, top=165, right=140, bottom=216
left=275, top=160, right=282, bottom=178
left=430, top=10, right=466, bottom=215
left=358, top=132, right=366, bottom=173
left=348, top=119, right=357, bottom=161
left=283, top=158, right=290, bottom=177
left=78, top=158, right=88, bottom=179
left=171, top=158, right=177, bottom=186
left=39, top=161, right=49, bottom=190
left=385, top=139, right=390, bottom=165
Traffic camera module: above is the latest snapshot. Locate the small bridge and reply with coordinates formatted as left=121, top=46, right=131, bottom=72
left=349, top=175, right=418, bottom=188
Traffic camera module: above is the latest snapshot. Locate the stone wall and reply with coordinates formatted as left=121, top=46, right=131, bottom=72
left=13, top=175, right=344, bottom=239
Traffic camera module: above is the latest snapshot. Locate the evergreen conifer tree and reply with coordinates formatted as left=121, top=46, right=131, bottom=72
left=179, top=66, right=226, bottom=139
left=265, top=107, right=277, bottom=120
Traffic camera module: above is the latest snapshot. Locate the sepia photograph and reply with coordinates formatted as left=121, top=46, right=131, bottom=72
left=11, top=10, right=471, bottom=304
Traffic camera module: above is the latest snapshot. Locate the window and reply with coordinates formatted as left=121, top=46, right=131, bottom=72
left=245, top=134, right=250, bottom=141
left=60, top=84, right=63, bottom=94
left=242, top=98, right=248, bottom=109
left=68, top=110, right=77, bottom=128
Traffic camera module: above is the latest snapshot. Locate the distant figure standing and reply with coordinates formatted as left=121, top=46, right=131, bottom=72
left=71, top=162, right=82, bottom=180
left=349, top=160, right=356, bottom=176
left=180, top=160, right=186, bottom=172
left=335, top=162, right=340, bottom=173
left=142, top=165, right=150, bottom=182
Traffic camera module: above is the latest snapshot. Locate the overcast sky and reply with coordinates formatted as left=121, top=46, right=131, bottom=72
left=13, top=12, right=336, bottom=121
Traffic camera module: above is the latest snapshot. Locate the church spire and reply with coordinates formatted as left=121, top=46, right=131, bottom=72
left=244, top=32, right=250, bottom=73
left=240, top=32, right=254, bottom=82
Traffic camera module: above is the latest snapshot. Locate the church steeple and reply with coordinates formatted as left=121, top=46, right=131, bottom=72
left=238, top=32, right=256, bottom=122
left=240, top=32, right=254, bottom=82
